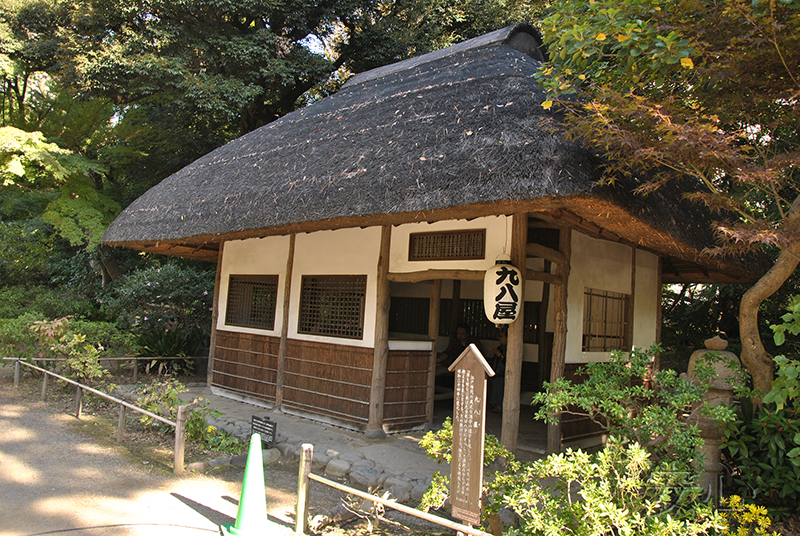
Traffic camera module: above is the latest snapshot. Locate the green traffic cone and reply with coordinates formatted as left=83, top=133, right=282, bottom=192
left=220, top=433, right=269, bottom=536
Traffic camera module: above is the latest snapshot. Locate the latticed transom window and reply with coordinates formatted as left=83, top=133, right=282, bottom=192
left=408, top=230, right=486, bottom=261
left=225, top=275, right=279, bottom=329
left=582, top=288, right=631, bottom=352
left=299, top=275, right=367, bottom=339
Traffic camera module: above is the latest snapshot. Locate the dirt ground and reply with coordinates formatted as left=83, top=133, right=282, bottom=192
left=0, top=366, right=450, bottom=536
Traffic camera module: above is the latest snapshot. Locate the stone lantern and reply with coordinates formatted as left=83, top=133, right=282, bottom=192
left=686, top=335, right=740, bottom=499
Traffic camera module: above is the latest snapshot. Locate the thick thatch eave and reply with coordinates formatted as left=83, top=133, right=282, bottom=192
left=102, top=23, right=764, bottom=284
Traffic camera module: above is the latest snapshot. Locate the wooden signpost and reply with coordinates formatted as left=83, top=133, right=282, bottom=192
left=448, top=343, right=494, bottom=526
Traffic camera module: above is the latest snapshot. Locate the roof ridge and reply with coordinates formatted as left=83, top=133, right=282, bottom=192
left=343, top=22, right=545, bottom=89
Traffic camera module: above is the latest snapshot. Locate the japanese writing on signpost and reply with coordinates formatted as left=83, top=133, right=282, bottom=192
left=448, top=344, right=492, bottom=526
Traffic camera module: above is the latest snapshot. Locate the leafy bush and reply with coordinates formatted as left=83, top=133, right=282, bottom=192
left=534, top=344, right=736, bottom=472
left=100, top=263, right=214, bottom=333
left=0, top=285, right=98, bottom=320
left=136, top=378, right=244, bottom=456
left=0, top=313, right=135, bottom=362
left=492, top=438, right=723, bottom=536
left=135, top=327, right=207, bottom=375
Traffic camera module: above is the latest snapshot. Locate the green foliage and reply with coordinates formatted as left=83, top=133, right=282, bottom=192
left=0, top=311, right=135, bottom=361
left=418, top=417, right=513, bottom=513
left=533, top=344, right=736, bottom=471
left=135, top=378, right=244, bottom=455
left=29, top=316, right=111, bottom=385
left=135, top=327, right=206, bottom=376
left=0, top=284, right=98, bottom=320
left=722, top=298, right=800, bottom=515
left=492, top=439, right=723, bottom=536
left=101, top=262, right=215, bottom=333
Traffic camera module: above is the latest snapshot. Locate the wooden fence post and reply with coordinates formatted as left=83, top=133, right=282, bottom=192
left=296, top=443, right=314, bottom=534
left=117, top=406, right=126, bottom=443
left=75, top=386, right=83, bottom=418
left=41, top=373, right=48, bottom=401
left=14, top=360, right=20, bottom=388
left=132, top=358, right=138, bottom=383
left=174, top=405, right=186, bottom=474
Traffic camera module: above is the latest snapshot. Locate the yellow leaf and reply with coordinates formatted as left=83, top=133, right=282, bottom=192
left=617, top=34, right=630, bottom=42
left=680, top=57, right=694, bottom=69
left=578, top=74, right=586, bottom=80
left=542, top=99, right=553, bottom=110
left=596, top=33, right=607, bottom=41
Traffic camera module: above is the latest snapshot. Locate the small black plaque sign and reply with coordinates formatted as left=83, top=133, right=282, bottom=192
left=251, top=415, right=277, bottom=447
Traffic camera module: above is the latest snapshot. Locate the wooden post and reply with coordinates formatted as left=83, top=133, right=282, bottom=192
left=536, top=261, right=551, bottom=390
left=449, top=280, right=462, bottom=344
left=75, top=386, right=83, bottom=419
left=296, top=443, right=314, bottom=534
left=207, top=241, right=225, bottom=388
left=367, top=225, right=391, bottom=437
left=174, top=405, right=187, bottom=474
left=628, top=248, right=636, bottom=349
left=547, top=227, right=571, bottom=454
left=117, top=405, right=126, bottom=442
left=41, top=373, right=48, bottom=401
left=14, top=360, right=20, bottom=388
left=276, top=234, right=296, bottom=408
left=132, top=357, right=138, bottom=383
left=501, top=213, right=527, bottom=452
left=426, top=279, right=442, bottom=423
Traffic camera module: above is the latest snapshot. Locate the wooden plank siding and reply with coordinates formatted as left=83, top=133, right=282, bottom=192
left=213, top=330, right=431, bottom=430
left=212, top=330, right=279, bottom=401
left=384, top=349, right=430, bottom=430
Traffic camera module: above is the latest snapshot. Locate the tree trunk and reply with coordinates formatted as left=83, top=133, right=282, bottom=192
left=739, top=195, right=800, bottom=395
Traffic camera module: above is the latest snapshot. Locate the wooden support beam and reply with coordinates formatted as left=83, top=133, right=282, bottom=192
left=526, top=242, right=567, bottom=265
left=207, top=241, right=225, bottom=387
left=527, top=270, right=563, bottom=286
left=276, top=234, right=296, bottom=409
left=501, top=212, right=527, bottom=453
left=386, top=269, right=484, bottom=283
left=367, top=226, right=391, bottom=438
left=537, top=261, right=552, bottom=389
left=426, top=279, right=442, bottom=423
left=547, top=228, right=571, bottom=454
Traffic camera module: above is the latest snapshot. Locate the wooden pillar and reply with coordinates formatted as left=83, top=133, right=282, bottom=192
left=501, top=213, right=527, bottom=452
left=627, top=248, right=636, bottom=349
left=367, top=226, right=391, bottom=437
left=654, top=257, right=663, bottom=371
left=207, top=241, right=225, bottom=388
left=537, top=260, right=551, bottom=390
left=547, top=227, right=571, bottom=454
left=426, top=279, right=442, bottom=423
left=276, top=234, right=296, bottom=409
left=449, top=280, right=462, bottom=344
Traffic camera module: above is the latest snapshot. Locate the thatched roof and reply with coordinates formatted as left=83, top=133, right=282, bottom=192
left=102, top=23, right=763, bottom=284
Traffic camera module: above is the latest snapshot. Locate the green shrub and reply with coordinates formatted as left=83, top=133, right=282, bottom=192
left=136, top=378, right=244, bottom=455
left=100, top=263, right=214, bottom=333
left=135, top=326, right=207, bottom=375
left=492, top=438, right=723, bottom=536
left=533, top=343, right=736, bottom=472
left=0, top=285, right=98, bottom=320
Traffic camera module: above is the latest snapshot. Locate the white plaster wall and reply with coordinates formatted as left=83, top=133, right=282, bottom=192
left=633, top=250, right=660, bottom=350
left=217, top=235, right=291, bottom=337
left=390, top=216, right=511, bottom=273
left=565, top=232, right=659, bottom=363
left=290, top=227, right=381, bottom=347
left=217, top=228, right=381, bottom=348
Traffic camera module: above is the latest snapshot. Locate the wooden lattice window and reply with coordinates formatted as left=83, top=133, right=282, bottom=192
left=299, top=275, right=367, bottom=339
left=408, top=230, right=486, bottom=261
left=582, top=288, right=631, bottom=352
left=388, top=297, right=430, bottom=335
left=439, top=299, right=540, bottom=344
left=225, top=275, right=278, bottom=329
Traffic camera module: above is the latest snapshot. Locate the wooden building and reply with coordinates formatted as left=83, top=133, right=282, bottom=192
left=102, top=24, right=761, bottom=451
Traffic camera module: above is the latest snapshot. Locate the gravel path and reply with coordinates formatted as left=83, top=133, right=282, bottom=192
left=0, top=371, right=339, bottom=536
